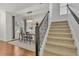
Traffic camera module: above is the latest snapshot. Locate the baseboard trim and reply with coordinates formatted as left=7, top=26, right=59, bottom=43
left=7, top=39, right=19, bottom=42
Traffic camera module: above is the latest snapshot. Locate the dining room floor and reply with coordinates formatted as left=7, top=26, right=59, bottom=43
left=0, top=40, right=35, bottom=56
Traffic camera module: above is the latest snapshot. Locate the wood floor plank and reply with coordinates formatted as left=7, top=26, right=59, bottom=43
left=0, top=40, right=35, bottom=56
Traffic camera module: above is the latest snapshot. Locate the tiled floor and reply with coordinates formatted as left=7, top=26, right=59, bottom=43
left=0, top=40, right=35, bottom=56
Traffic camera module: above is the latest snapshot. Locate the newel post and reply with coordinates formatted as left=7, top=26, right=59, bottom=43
left=35, top=22, right=40, bottom=56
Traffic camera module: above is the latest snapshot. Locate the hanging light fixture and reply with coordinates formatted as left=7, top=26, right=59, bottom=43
left=27, top=20, right=32, bottom=22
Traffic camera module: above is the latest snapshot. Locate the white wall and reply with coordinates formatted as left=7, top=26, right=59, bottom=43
left=6, top=12, right=13, bottom=41
left=0, top=10, right=6, bottom=41
left=50, top=3, right=60, bottom=21
left=60, top=3, right=67, bottom=15
left=6, top=12, right=25, bottom=41
left=49, top=4, right=53, bottom=22
left=67, top=4, right=79, bottom=55
left=49, top=3, right=68, bottom=21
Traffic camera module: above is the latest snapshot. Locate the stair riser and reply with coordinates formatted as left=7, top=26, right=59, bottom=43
left=48, top=34, right=72, bottom=38
left=50, top=26, right=69, bottom=27
left=51, top=24, right=68, bottom=26
left=50, top=27, right=69, bottom=29
left=52, top=21, right=67, bottom=23
left=50, top=28, right=70, bottom=30
left=51, top=25, right=69, bottom=27
left=49, top=29, right=70, bottom=31
left=43, top=50, right=61, bottom=56
left=52, top=22, right=68, bottom=24
left=47, top=38, right=74, bottom=44
left=48, top=37, right=72, bottom=40
left=49, top=30, right=70, bottom=33
left=51, top=23, right=68, bottom=25
left=50, top=26, right=69, bottom=29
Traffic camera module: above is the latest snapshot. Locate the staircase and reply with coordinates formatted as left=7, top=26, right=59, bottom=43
left=43, top=21, right=77, bottom=56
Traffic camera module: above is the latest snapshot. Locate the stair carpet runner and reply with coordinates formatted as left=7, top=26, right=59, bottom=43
left=43, top=21, right=77, bottom=56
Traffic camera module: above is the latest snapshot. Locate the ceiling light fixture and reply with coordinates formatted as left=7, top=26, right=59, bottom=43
left=27, top=11, right=32, bottom=14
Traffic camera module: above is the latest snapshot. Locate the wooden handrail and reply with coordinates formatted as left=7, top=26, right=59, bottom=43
left=67, top=4, right=79, bottom=24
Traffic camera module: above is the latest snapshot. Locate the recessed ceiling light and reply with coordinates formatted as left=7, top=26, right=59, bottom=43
left=27, top=11, right=32, bottom=14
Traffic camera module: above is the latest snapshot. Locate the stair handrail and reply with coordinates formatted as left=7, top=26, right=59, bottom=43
left=39, top=11, right=49, bottom=28
left=35, top=11, right=49, bottom=56
left=67, top=4, right=79, bottom=24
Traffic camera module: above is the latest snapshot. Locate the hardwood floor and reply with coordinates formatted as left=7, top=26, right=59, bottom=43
left=0, top=41, right=35, bottom=56
left=0, top=41, right=14, bottom=56
left=14, top=46, right=35, bottom=56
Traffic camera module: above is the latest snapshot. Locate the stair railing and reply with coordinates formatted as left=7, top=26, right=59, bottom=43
left=35, top=11, right=49, bottom=56
left=67, top=4, right=79, bottom=24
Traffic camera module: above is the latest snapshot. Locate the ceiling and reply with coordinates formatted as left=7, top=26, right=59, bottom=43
left=0, top=3, right=39, bottom=12
left=0, top=3, right=49, bottom=17
left=18, top=3, right=49, bottom=16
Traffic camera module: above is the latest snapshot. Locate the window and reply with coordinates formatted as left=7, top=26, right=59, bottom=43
left=60, top=3, right=67, bottom=15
